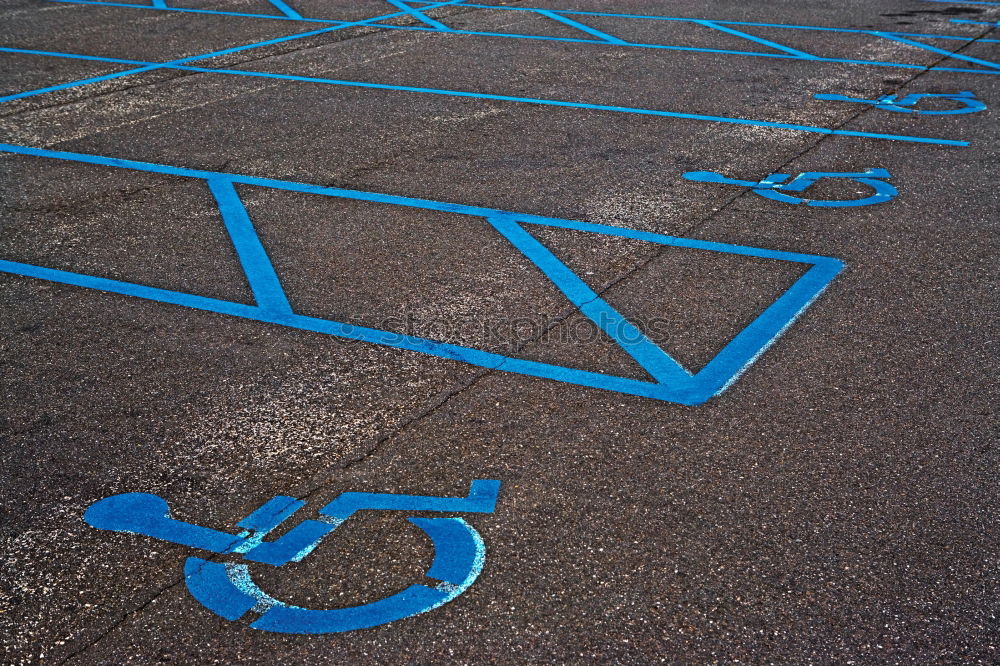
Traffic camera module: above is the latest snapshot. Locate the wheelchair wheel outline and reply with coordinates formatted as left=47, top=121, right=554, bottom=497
left=815, top=91, right=986, bottom=115
left=184, top=516, right=486, bottom=634
left=753, top=176, right=898, bottom=207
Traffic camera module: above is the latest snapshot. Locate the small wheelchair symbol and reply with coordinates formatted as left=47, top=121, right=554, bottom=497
left=815, top=90, right=986, bottom=115
left=85, top=480, right=500, bottom=634
left=682, top=169, right=897, bottom=207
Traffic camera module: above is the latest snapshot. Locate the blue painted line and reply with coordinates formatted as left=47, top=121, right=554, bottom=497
left=0, top=47, right=970, bottom=146
left=486, top=214, right=691, bottom=385
left=534, top=9, right=629, bottom=44
left=50, top=0, right=344, bottom=22
left=150, top=0, right=165, bottom=7
left=0, top=0, right=464, bottom=104
left=40, top=0, right=1000, bottom=70
left=411, top=1, right=991, bottom=34
left=0, top=46, right=151, bottom=65
left=866, top=31, right=999, bottom=43
left=49, top=0, right=1000, bottom=43
left=207, top=178, right=293, bottom=316
left=951, top=18, right=1000, bottom=25
left=109, top=67, right=978, bottom=146
left=0, top=143, right=845, bottom=404
left=700, top=260, right=842, bottom=395
left=869, top=30, right=1000, bottom=70
left=693, top=20, right=817, bottom=59
left=928, top=0, right=1000, bottom=5
left=0, top=63, right=162, bottom=103
left=384, top=0, right=448, bottom=30
left=19, top=10, right=820, bottom=60
left=170, top=64, right=971, bottom=145
left=265, top=0, right=302, bottom=20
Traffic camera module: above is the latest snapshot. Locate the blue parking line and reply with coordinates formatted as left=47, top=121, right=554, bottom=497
left=0, top=46, right=970, bottom=146
left=0, top=46, right=150, bottom=65
left=384, top=0, right=448, bottom=30
left=0, top=62, right=163, bottom=103
left=51, top=0, right=1000, bottom=43
left=411, top=0, right=995, bottom=33
left=926, top=0, right=1000, bottom=5
left=207, top=178, right=293, bottom=317
left=50, top=0, right=344, bottom=23
left=487, top=213, right=692, bottom=385
left=0, top=0, right=465, bottom=104
left=44, top=0, right=1000, bottom=73
left=265, top=0, right=302, bottom=20
left=0, top=142, right=846, bottom=405
left=534, top=10, right=629, bottom=44
left=871, top=30, right=1000, bottom=70
left=693, top=20, right=817, bottom=59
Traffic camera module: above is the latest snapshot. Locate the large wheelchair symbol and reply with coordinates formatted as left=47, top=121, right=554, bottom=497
left=683, top=169, right=897, bottom=207
left=815, top=90, right=986, bottom=115
left=85, top=480, right=501, bottom=634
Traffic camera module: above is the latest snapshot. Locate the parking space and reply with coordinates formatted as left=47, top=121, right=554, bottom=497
left=2, top=0, right=999, bottom=662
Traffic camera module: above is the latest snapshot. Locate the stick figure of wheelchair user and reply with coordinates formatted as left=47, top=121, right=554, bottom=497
left=84, top=480, right=501, bottom=634
left=683, top=169, right=898, bottom=207
left=815, top=90, right=986, bottom=115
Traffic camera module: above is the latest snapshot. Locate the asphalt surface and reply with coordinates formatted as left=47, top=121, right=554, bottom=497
left=1, top=0, right=999, bottom=663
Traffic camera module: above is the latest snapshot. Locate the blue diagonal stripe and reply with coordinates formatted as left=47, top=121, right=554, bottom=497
left=0, top=45, right=970, bottom=146
left=0, top=143, right=846, bottom=404
left=694, top=20, right=817, bottom=59
left=207, top=178, right=292, bottom=316
left=869, top=30, right=1000, bottom=70
left=486, top=214, right=693, bottom=387
left=384, top=0, right=448, bottom=29
left=535, top=10, right=628, bottom=44
left=266, top=0, right=302, bottom=20
left=0, top=0, right=465, bottom=104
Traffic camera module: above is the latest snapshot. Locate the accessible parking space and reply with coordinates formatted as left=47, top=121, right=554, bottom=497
left=1, top=0, right=999, bottom=663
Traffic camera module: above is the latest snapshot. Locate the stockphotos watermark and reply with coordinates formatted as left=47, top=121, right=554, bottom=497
left=332, top=312, right=675, bottom=347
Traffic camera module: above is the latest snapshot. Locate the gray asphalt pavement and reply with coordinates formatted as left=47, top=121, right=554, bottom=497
left=1, top=0, right=999, bottom=663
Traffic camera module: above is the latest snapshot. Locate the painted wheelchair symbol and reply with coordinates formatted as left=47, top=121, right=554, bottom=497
left=682, top=169, right=897, bottom=207
left=84, top=480, right=500, bottom=634
left=815, top=90, right=986, bottom=115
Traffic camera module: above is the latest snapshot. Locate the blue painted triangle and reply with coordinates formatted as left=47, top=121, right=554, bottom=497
left=0, top=143, right=844, bottom=405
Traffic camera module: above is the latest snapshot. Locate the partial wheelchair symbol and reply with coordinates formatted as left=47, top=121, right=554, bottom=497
left=683, top=169, right=897, bottom=207
left=84, top=480, right=501, bottom=634
left=815, top=90, right=986, bottom=115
